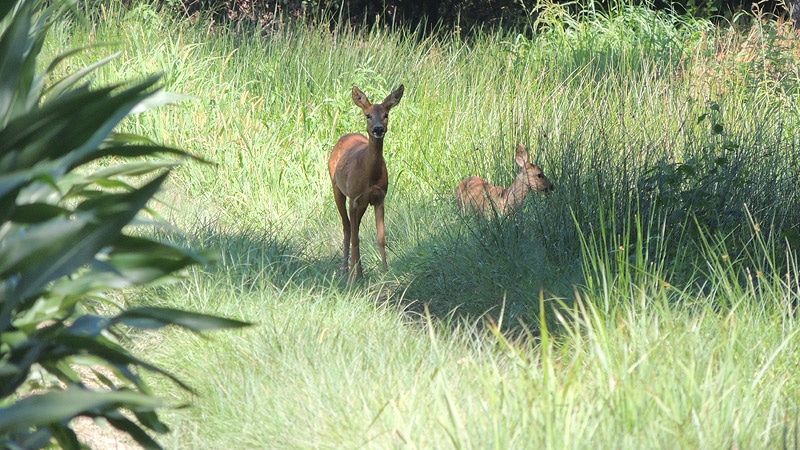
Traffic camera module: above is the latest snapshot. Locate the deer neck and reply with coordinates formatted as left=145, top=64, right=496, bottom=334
left=366, top=135, right=385, bottom=169
left=502, top=172, right=530, bottom=212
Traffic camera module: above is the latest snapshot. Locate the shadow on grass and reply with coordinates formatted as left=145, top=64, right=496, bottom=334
left=389, top=194, right=585, bottom=332
left=161, top=194, right=585, bottom=335
left=159, top=218, right=342, bottom=294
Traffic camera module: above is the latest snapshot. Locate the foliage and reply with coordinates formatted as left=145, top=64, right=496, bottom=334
left=530, top=0, right=712, bottom=71
left=638, top=102, right=749, bottom=234
left=34, top=2, right=800, bottom=448
left=87, top=0, right=800, bottom=35
left=0, top=1, right=250, bottom=448
left=152, top=0, right=530, bottom=33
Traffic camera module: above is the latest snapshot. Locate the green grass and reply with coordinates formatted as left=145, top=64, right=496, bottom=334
left=43, top=2, right=800, bottom=448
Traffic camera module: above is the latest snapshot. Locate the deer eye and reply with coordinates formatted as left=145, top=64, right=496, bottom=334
left=537, top=173, right=544, bottom=178
left=365, top=114, right=372, bottom=120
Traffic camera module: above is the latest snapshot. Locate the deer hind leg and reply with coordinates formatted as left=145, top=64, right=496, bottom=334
left=374, top=202, right=387, bottom=270
left=349, top=201, right=369, bottom=278
left=333, top=186, right=350, bottom=272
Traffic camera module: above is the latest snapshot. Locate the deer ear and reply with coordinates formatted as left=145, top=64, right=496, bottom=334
left=383, top=84, right=404, bottom=110
left=352, top=86, right=371, bottom=110
left=515, top=144, right=529, bottom=167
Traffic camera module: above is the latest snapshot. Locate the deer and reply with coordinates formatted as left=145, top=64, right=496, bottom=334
left=455, top=144, right=554, bottom=215
left=328, top=84, right=404, bottom=278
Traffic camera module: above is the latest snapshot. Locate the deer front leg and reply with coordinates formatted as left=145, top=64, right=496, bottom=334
left=333, top=187, right=350, bottom=273
left=374, top=202, right=387, bottom=270
left=349, top=202, right=369, bottom=278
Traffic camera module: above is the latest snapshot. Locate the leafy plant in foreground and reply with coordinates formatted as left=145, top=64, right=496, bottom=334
left=0, top=1, right=250, bottom=448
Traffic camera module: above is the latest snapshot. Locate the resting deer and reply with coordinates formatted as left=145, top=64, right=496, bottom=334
left=328, top=84, right=404, bottom=278
left=456, top=144, right=554, bottom=215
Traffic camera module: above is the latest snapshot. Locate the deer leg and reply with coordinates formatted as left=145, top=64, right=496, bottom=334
left=333, top=186, right=350, bottom=272
left=374, top=202, right=387, bottom=270
left=349, top=201, right=368, bottom=278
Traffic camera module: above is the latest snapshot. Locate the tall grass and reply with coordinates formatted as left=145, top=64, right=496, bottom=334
left=43, top=1, right=800, bottom=448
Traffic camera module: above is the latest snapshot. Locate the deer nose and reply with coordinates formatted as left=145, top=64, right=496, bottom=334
left=372, top=126, right=385, bottom=137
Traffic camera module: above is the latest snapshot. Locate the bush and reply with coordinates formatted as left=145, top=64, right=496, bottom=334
left=638, top=102, right=749, bottom=234
left=0, top=1, right=249, bottom=448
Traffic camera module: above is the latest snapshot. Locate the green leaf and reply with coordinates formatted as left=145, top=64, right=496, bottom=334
left=0, top=161, right=62, bottom=202
left=45, top=52, right=121, bottom=100
left=60, top=76, right=163, bottom=167
left=73, top=143, right=210, bottom=167
left=4, top=427, right=52, bottom=450
left=115, top=307, right=253, bottom=332
left=0, top=76, right=162, bottom=173
left=62, top=176, right=137, bottom=197
left=8, top=202, right=70, bottom=223
left=74, top=170, right=168, bottom=217
left=10, top=294, right=79, bottom=331
left=71, top=333, right=195, bottom=391
left=0, top=173, right=170, bottom=328
left=0, top=2, right=15, bottom=22
left=48, top=421, right=81, bottom=450
left=45, top=235, right=212, bottom=297
left=112, top=235, right=209, bottom=262
left=104, top=412, right=164, bottom=450
left=0, top=389, right=163, bottom=433
left=0, top=1, right=33, bottom=127
left=130, top=89, right=195, bottom=114
left=88, top=161, right=178, bottom=179
left=0, top=340, right=48, bottom=398
left=130, top=409, right=170, bottom=434
left=0, top=90, right=110, bottom=171
left=66, top=314, right=112, bottom=337
left=0, top=215, right=91, bottom=276
left=101, top=254, right=193, bottom=285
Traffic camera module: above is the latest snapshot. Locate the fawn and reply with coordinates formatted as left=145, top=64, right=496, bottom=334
left=328, top=84, right=404, bottom=278
left=456, top=144, right=554, bottom=215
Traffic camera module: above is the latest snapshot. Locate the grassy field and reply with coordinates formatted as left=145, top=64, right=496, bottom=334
left=45, top=2, right=800, bottom=448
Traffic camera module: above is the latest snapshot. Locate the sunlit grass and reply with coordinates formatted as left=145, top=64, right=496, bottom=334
left=137, top=221, right=800, bottom=448
left=42, top=1, right=800, bottom=448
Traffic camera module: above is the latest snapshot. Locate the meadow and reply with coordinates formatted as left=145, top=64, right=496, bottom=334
left=44, top=2, right=800, bottom=448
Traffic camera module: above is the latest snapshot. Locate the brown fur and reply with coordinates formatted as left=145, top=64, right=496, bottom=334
left=456, top=144, right=554, bottom=215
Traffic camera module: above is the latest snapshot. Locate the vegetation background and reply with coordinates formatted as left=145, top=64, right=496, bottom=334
left=118, top=0, right=800, bottom=33
left=16, top=0, right=800, bottom=447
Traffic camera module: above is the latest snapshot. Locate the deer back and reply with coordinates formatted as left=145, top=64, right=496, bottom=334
left=456, top=144, right=554, bottom=215
left=456, top=176, right=505, bottom=213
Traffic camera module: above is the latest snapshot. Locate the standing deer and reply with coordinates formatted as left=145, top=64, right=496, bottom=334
left=455, top=144, right=554, bottom=215
left=328, top=84, right=404, bottom=278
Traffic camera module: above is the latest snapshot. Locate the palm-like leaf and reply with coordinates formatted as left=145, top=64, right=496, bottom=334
left=0, top=1, right=251, bottom=449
